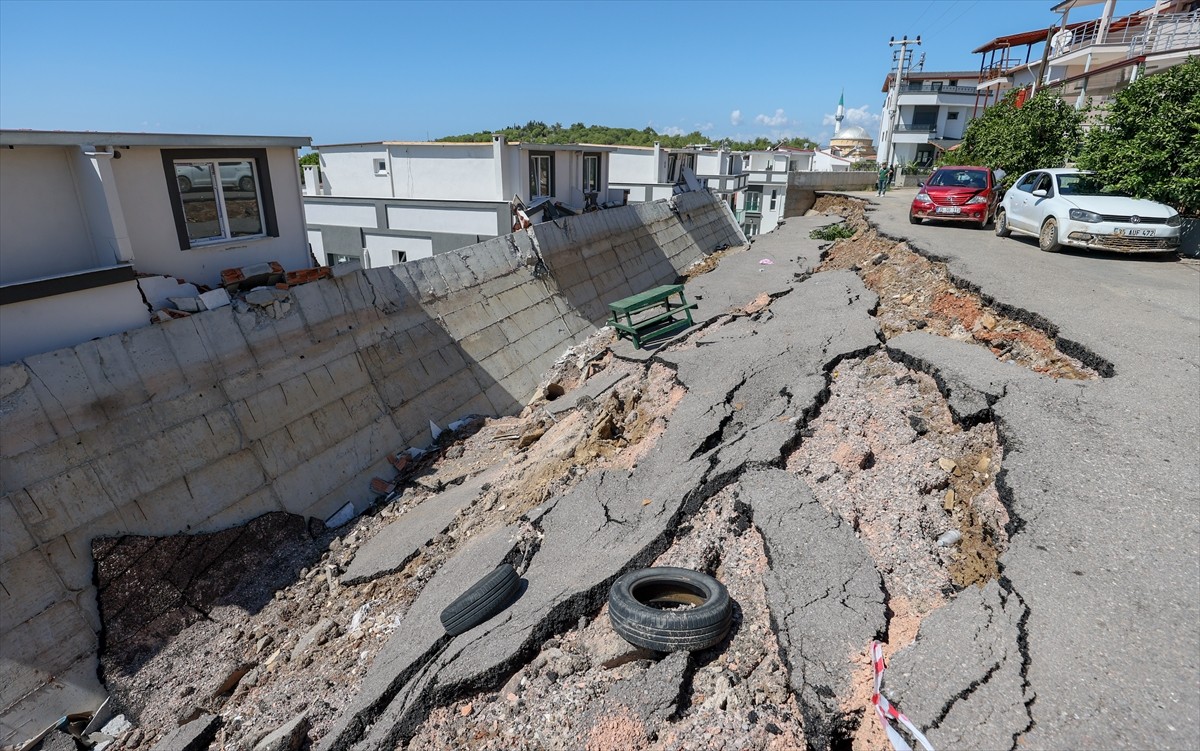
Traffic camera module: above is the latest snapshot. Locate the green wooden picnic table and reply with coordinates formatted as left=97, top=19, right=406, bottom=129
left=607, top=284, right=697, bottom=349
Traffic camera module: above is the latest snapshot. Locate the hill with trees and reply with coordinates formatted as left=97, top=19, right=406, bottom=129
left=437, top=121, right=818, bottom=152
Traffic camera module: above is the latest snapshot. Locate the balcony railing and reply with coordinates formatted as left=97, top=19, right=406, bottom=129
left=1052, top=10, right=1200, bottom=60
left=895, top=124, right=938, bottom=133
left=902, top=83, right=979, bottom=95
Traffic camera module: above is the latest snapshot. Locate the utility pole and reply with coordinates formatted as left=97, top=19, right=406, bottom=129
left=882, top=34, right=921, bottom=169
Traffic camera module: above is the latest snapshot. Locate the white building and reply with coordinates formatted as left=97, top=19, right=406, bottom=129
left=607, top=142, right=747, bottom=207
left=304, top=136, right=620, bottom=268
left=973, top=0, right=1199, bottom=113
left=0, top=130, right=312, bottom=364
left=877, top=70, right=983, bottom=167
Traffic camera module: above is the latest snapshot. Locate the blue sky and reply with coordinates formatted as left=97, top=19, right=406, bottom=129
left=0, top=0, right=1146, bottom=147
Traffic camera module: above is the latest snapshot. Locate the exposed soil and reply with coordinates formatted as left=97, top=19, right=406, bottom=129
left=812, top=196, right=1098, bottom=380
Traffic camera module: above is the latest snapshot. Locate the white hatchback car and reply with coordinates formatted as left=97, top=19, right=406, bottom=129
left=996, top=168, right=1181, bottom=254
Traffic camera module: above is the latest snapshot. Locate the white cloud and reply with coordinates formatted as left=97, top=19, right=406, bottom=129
left=822, top=104, right=881, bottom=131
left=697, top=122, right=714, bottom=131
left=755, top=109, right=791, bottom=127
left=730, top=109, right=743, bottom=126
left=662, top=126, right=685, bottom=136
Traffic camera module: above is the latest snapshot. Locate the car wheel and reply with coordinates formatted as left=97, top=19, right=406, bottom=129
left=995, top=209, right=1011, bottom=238
left=439, top=564, right=521, bottom=636
left=238, top=175, right=255, bottom=192
left=909, top=212, right=922, bottom=225
left=177, top=175, right=192, bottom=193
left=1039, top=218, right=1062, bottom=253
left=608, top=567, right=732, bottom=652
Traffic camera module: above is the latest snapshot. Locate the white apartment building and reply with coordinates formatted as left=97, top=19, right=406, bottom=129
left=303, top=136, right=618, bottom=268
left=0, top=130, right=312, bottom=364
left=877, top=70, right=983, bottom=168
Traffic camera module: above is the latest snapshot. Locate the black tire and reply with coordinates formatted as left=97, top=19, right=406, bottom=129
left=995, top=208, right=1011, bottom=238
left=239, top=175, right=255, bottom=192
left=177, top=175, right=192, bottom=193
left=1039, top=217, right=1062, bottom=253
left=909, top=212, right=922, bottom=225
left=608, top=567, right=732, bottom=652
left=440, top=564, right=521, bottom=636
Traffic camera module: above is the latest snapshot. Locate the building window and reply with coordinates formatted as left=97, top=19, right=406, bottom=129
left=375, top=159, right=388, bottom=175
left=583, top=152, right=601, bottom=193
left=769, top=190, right=777, bottom=210
left=744, top=188, right=763, bottom=214
left=529, top=151, right=555, bottom=198
left=947, top=112, right=960, bottom=120
left=666, top=153, right=679, bottom=182
left=164, top=149, right=283, bottom=249
left=392, top=250, right=408, bottom=265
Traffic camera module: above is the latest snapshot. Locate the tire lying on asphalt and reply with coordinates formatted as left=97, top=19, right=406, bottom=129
left=608, top=567, right=732, bottom=652
left=440, top=563, right=521, bottom=636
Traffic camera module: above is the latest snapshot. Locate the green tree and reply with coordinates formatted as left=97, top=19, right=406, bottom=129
left=299, top=152, right=320, bottom=166
left=436, top=121, right=818, bottom=152
left=938, top=88, right=1086, bottom=186
left=1077, top=58, right=1200, bottom=214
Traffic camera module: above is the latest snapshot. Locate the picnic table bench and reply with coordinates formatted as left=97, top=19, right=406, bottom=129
left=607, top=284, right=697, bottom=349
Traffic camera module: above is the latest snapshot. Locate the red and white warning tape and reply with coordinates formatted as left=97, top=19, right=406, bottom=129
left=870, top=640, right=936, bottom=751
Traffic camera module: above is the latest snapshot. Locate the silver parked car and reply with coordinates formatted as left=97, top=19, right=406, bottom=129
left=996, top=168, right=1181, bottom=253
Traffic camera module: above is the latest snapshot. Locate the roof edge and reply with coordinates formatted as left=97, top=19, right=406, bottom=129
left=0, top=130, right=310, bottom=148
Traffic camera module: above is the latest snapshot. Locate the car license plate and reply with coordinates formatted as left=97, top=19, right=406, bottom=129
left=935, top=206, right=961, bottom=215
left=1113, top=228, right=1155, bottom=237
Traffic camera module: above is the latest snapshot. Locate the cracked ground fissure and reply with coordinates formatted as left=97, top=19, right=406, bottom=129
left=88, top=204, right=1133, bottom=751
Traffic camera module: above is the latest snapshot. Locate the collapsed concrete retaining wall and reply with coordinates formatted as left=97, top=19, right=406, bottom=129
left=0, top=190, right=745, bottom=744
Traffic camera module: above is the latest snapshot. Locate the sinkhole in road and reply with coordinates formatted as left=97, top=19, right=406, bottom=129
left=812, top=195, right=1103, bottom=380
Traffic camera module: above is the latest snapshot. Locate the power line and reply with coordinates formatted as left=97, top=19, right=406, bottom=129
left=924, top=0, right=960, bottom=32
left=910, top=0, right=938, bottom=30
left=930, top=1, right=981, bottom=36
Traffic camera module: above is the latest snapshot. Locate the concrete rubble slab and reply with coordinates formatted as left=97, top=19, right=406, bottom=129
left=883, top=580, right=1028, bottom=750
left=148, top=713, right=220, bottom=751
left=544, top=367, right=629, bottom=417
left=739, top=468, right=885, bottom=749
left=341, top=464, right=507, bottom=585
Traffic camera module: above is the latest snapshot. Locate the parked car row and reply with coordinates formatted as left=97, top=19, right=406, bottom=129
left=909, top=166, right=1182, bottom=254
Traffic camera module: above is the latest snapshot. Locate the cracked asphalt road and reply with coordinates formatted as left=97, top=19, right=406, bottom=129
left=859, top=189, right=1200, bottom=750
left=230, top=196, right=1196, bottom=751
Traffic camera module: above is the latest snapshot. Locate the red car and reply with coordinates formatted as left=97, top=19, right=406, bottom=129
left=909, top=166, right=998, bottom=229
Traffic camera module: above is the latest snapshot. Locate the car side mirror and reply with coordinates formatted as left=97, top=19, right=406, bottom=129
left=1032, top=189, right=1048, bottom=198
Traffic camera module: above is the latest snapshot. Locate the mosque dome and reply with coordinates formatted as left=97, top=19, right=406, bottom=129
left=833, top=125, right=871, bottom=141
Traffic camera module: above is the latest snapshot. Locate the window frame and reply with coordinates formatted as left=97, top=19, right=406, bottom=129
left=582, top=152, right=601, bottom=193
left=769, top=189, right=777, bottom=211
left=161, top=148, right=279, bottom=250
left=744, top=187, right=763, bottom=214
left=529, top=151, right=555, bottom=198
left=374, top=158, right=388, bottom=176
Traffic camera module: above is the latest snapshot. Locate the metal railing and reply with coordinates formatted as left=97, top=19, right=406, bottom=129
left=1052, top=10, right=1200, bottom=59
left=902, top=83, right=979, bottom=95
left=895, top=124, right=938, bottom=133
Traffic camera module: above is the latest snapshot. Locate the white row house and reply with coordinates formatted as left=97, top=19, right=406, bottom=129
left=303, top=136, right=620, bottom=269
left=0, top=130, right=312, bottom=364
left=607, top=142, right=748, bottom=206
